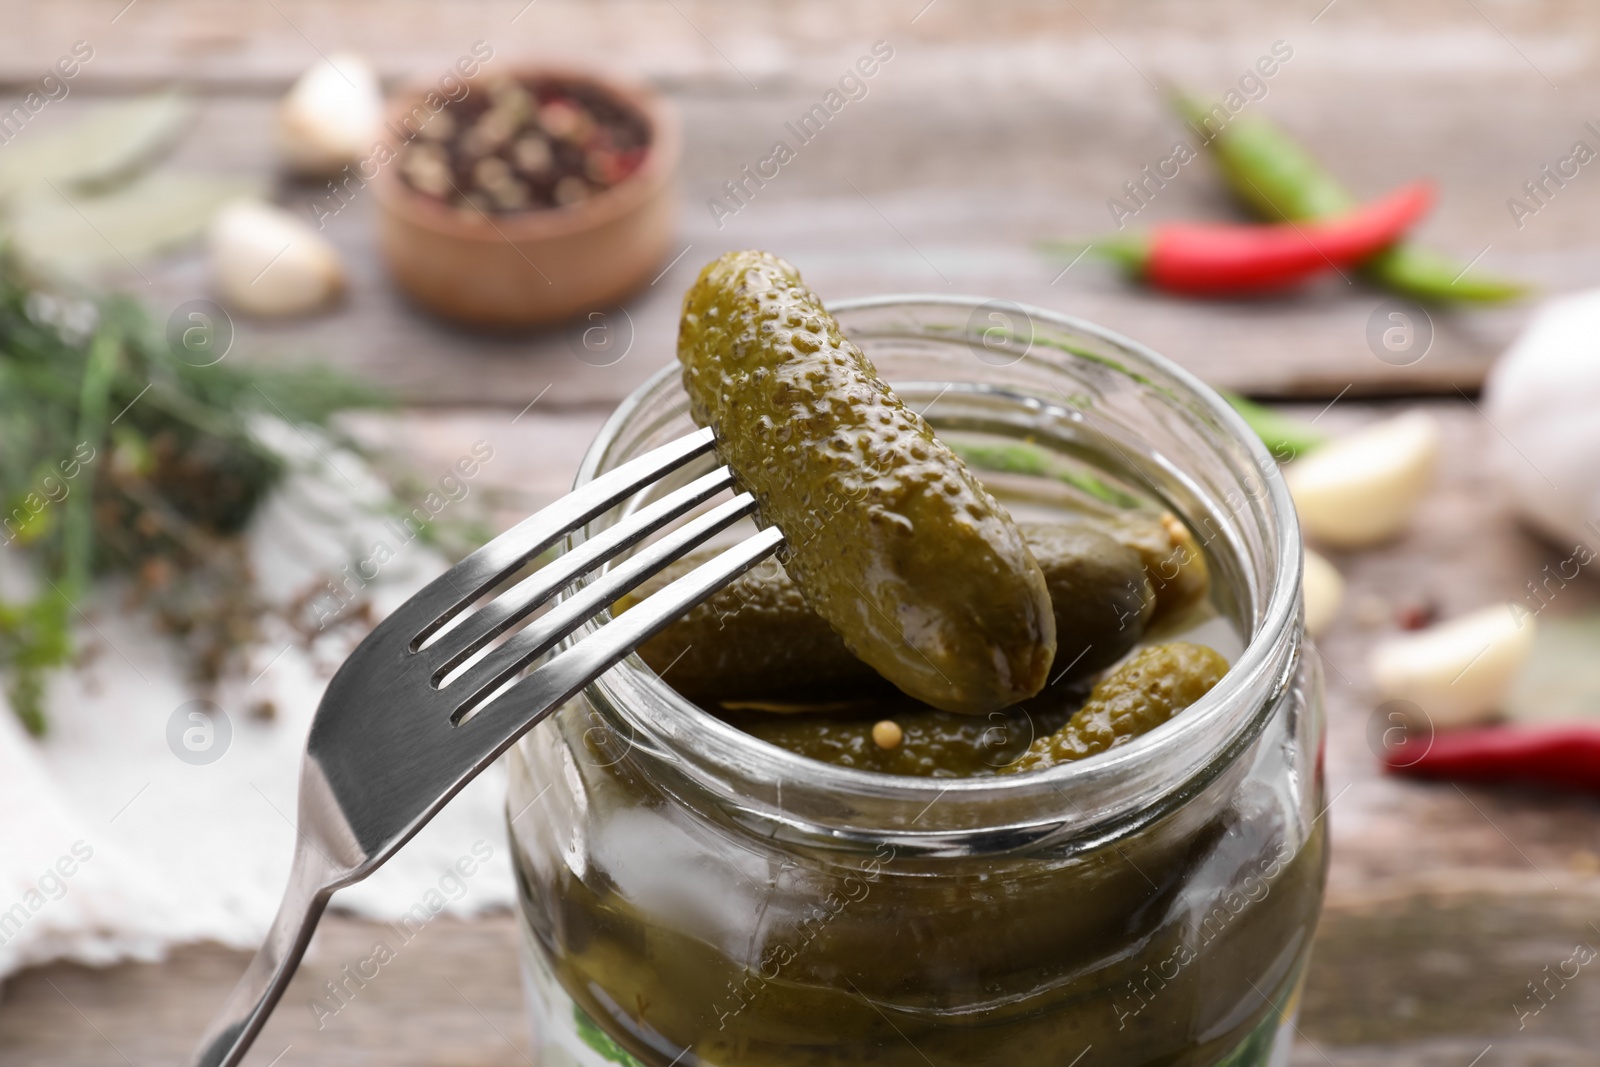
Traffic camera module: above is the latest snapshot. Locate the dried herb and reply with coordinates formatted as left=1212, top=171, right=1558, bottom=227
left=0, top=257, right=382, bottom=733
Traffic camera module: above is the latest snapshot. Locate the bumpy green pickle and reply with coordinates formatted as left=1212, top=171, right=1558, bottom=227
left=1101, top=510, right=1211, bottom=625
left=1020, top=520, right=1153, bottom=675
left=678, top=251, right=1055, bottom=714
left=621, top=518, right=1155, bottom=704
left=1003, top=642, right=1229, bottom=774
left=622, top=553, right=885, bottom=703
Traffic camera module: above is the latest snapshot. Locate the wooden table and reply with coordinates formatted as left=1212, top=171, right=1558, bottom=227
left=4, top=2, right=1600, bottom=1063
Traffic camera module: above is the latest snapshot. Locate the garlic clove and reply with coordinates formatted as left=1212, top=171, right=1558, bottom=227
left=209, top=200, right=344, bottom=317
left=1286, top=411, right=1440, bottom=548
left=1369, top=604, right=1536, bottom=729
left=276, top=51, right=382, bottom=177
left=1302, top=548, right=1344, bottom=638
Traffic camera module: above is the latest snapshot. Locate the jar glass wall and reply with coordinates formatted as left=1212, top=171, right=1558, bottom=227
left=506, top=296, right=1326, bottom=1067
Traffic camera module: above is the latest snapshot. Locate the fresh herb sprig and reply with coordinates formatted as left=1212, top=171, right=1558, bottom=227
left=0, top=258, right=383, bottom=733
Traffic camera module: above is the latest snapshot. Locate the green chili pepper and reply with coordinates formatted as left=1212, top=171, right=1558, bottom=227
left=1172, top=93, right=1528, bottom=304
left=1220, top=391, right=1326, bottom=462
left=1361, top=243, right=1527, bottom=304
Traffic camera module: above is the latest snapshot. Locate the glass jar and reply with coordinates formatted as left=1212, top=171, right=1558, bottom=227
left=506, top=296, right=1326, bottom=1067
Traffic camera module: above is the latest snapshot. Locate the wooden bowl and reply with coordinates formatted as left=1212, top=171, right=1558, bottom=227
left=373, top=67, right=680, bottom=328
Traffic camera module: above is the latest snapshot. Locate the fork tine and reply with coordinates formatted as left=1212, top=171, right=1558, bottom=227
left=423, top=466, right=737, bottom=679
left=445, top=492, right=764, bottom=720
left=405, top=427, right=717, bottom=650
left=467, top=525, right=786, bottom=737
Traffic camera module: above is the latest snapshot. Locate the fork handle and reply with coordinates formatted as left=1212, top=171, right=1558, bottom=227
left=190, top=841, right=338, bottom=1067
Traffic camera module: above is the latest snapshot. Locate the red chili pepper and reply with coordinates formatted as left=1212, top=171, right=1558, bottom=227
left=1383, top=722, right=1600, bottom=796
left=1082, top=180, right=1435, bottom=296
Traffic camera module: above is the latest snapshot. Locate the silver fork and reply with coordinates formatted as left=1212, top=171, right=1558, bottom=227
left=189, top=426, right=781, bottom=1067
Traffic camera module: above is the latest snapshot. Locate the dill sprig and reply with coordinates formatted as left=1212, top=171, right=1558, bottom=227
left=0, top=260, right=384, bottom=733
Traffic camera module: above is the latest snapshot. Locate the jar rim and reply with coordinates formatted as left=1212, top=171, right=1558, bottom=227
left=569, top=294, right=1303, bottom=842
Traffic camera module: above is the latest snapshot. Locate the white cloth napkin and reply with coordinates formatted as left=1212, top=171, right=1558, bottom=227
left=0, top=430, right=515, bottom=982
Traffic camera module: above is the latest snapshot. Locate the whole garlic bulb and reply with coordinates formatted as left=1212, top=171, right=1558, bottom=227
left=276, top=51, right=382, bottom=177
left=209, top=200, right=344, bottom=317
left=1483, top=290, right=1600, bottom=550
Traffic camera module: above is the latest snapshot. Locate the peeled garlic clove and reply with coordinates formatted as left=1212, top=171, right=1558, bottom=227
left=1369, top=604, right=1535, bottom=729
left=1286, top=411, right=1440, bottom=548
left=209, top=200, right=344, bottom=317
left=1302, top=548, right=1343, bottom=638
left=276, top=51, right=381, bottom=176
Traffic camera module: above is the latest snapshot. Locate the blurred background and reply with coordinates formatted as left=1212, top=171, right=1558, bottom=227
left=1, top=1, right=1598, bottom=1064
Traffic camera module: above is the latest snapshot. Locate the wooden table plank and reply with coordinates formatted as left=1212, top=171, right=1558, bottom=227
left=6, top=0, right=1599, bottom=403
left=0, top=916, right=533, bottom=1067
left=0, top=0, right=1593, bottom=92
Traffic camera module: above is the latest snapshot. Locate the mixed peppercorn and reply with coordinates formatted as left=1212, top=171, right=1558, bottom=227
left=398, top=76, right=650, bottom=215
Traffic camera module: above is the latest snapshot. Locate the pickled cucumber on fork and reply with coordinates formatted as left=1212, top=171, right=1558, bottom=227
left=622, top=519, right=1156, bottom=704
left=677, top=250, right=1055, bottom=714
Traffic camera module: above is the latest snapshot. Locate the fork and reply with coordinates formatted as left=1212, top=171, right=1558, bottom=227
left=189, top=426, right=782, bottom=1067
